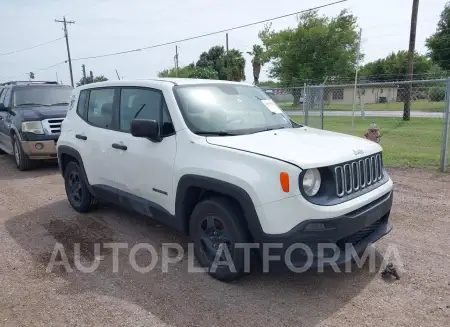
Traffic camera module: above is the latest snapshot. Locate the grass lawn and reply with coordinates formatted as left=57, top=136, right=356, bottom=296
left=291, top=116, right=445, bottom=168
left=280, top=100, right=445, bottom=112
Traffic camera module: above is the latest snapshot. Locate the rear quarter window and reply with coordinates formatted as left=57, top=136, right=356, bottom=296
left=76, top=90, right=88, bottom=118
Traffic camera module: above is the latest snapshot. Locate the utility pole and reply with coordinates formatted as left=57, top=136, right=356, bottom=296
left=90, top=71, right=94, bottom=81
left=226, top=33, right=230, bottom=80
left=404, top=0, right=420, bottom=121
left=55, top=17, right=75, bottom=87
left=352, top=28, right=362, bottom=128
left=81, top=64, right=87, bottom=85
left=174, top=45, right=179, bottom=77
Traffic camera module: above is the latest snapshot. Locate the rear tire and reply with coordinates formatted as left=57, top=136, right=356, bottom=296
left=12, top=135, right=34, bottom=171
left=64, top=161, right=97, bottom=213
left=189, top=197, right=251, bottom=282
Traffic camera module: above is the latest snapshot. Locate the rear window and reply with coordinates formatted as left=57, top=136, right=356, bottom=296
left=12, top=86, right=73, bottom=107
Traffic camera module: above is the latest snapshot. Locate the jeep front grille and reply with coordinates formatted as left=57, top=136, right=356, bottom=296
left=334, top=153, right=383, bottom=197
left=42, top=118, right=64, bottom=135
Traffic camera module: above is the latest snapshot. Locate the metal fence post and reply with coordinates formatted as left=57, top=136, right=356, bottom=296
left=304, top=86, right=310, bottom=126
left=441, top=79, right=450, bottom=172
left=319, top=85, right=325, bottom=129
left=302, top=83, right=306, bottom=115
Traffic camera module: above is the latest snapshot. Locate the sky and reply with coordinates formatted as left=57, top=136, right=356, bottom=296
left=0, top=0, right=447, bottom=85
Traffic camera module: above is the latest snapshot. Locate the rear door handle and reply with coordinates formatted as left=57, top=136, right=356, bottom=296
left=75, top=134, right=87, bottom=140
left=112, top=143, right=127, bottom=151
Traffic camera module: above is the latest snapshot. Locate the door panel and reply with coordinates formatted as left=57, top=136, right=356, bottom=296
left=78, top=87, right=118, bottom=187
left=110, top=133, right=177, bottom=212
left=110, top=86, right=177, bottom=214
left=0, top=89, right=13, bottom=153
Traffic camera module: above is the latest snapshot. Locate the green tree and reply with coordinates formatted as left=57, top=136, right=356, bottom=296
left=247, top=45, right=267, bottom=84
left=226, top=49, right=246, bottom=81
left=259, top=9, right=361, bottom=86
left=158, top=65, right=218, bottom=79
left=76, top=75, right=108, bottom=86
left=196, top=45, right=246, bottom=81
left=29, top=72, right=35, bottom=80
left=426, top=2, right=450, bottom=70
left=360, top=51, right=433, bottom=81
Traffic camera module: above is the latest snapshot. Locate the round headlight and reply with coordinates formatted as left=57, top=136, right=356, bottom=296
left=302, top=168, right=321, bottom=196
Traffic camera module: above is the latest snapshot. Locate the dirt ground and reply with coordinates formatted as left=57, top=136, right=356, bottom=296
left=0, top=155, right=448, bottom=327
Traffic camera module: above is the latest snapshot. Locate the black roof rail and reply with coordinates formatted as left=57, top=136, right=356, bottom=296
left=0, top=81, right=59, bottom=86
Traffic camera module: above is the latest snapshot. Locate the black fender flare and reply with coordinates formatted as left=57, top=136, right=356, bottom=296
left=57, top=145, right=96, bottom=195
left=175, top=174, right=263, bottom=241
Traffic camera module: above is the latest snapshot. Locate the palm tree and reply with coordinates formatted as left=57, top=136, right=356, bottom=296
left=247, top=45, right=265, bottom=85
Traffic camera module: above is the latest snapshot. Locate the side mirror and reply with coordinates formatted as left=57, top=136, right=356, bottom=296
left=0, top=103, right=8, bottom=112
left=130, top=119, right=161, bottom=142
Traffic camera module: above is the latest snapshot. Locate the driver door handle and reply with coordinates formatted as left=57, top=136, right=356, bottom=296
left=112, top=143, right=127, bottom=151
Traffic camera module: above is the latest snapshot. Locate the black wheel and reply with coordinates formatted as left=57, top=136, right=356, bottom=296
left=64, top=161, right=97, bottom=213
left=12, top=135, right=34, bottom=171
left=189, top=197, right=251, bottom=282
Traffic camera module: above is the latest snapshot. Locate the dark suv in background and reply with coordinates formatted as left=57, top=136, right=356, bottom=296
left=0, top=81, right=73, bottom=170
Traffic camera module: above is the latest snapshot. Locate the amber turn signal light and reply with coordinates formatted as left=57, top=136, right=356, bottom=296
left=280, top=172, right=290, bottom=192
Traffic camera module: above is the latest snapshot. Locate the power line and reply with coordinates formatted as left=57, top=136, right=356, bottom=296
left=1, top=61, right=66, bottom=81
left=71, top=0, right=348, bottom=62
left=0, top=37, right=64, bottom=57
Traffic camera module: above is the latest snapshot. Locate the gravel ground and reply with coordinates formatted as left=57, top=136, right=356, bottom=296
left=0, top=155, right=448, bottom=327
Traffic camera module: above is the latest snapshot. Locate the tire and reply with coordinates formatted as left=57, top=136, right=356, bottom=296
left=189, top=197, right=251, bottom=282
left=12, top=135, right=34, bottom=171
left=64, top=161, right=97, bottom=213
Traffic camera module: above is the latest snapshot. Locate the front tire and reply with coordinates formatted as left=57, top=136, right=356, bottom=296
left=12, top=135, right=34, bottom=171
left=64, top=161, right=97, bottom=213
left=189, top=197, right=251, bottom=282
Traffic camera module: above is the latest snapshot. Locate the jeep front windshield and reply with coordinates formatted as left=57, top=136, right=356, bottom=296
left=173, top=84, right=297, bottom=135
left=13, top=86, right=73, bottom=107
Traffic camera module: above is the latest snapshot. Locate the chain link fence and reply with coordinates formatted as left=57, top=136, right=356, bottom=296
left=262, top=80, right=450, bottom=172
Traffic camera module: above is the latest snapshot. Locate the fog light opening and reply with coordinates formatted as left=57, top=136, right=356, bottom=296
left=35, top=143, right=44, bottom=150
left=304, top=223, right=326, bottom=231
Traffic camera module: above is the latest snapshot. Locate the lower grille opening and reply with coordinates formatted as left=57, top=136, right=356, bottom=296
left=336, top=213, right=389, bottom=250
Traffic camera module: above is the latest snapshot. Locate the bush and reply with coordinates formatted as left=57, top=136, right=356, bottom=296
left=428, top=86, right=445, bottom=102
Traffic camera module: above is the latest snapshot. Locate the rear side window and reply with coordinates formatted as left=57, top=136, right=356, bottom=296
left=76, top=90, right=88, bottom=117
left=87, top=88, right=115, bottom=128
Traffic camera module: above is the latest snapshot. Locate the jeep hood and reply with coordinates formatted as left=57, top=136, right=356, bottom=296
left=19, top=106, right=68, bottom=121
left=206, top=127, right=382, bottom=169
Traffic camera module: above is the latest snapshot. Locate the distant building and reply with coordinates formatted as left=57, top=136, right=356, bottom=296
left=324, top=86, right=399, bottom=105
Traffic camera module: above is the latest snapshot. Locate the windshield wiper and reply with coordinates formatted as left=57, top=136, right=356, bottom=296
left=249, top=126, right=287, bottom=134
left=15, top=103, right=49, bottom=107
left=195, top=131, right=238, bottom=136
left=48, top=102, right=69, bottom=106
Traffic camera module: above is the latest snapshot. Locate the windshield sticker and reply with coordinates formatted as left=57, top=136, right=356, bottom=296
left=261, top=99, right=283, bottom=114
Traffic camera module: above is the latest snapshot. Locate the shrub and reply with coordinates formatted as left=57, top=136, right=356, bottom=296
left=428, top=86, right=445, bottom=102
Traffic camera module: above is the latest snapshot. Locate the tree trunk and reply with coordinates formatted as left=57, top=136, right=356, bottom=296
left=253, top=63, right=261, bottom=85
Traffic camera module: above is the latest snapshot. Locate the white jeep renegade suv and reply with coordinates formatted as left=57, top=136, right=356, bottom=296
left=57, top=79, right=393, bottom=281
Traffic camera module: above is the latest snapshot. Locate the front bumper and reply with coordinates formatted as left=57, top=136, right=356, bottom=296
left=259, top=191, right=393, bottom=268
left=20, top=140, right=58, bottom=159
